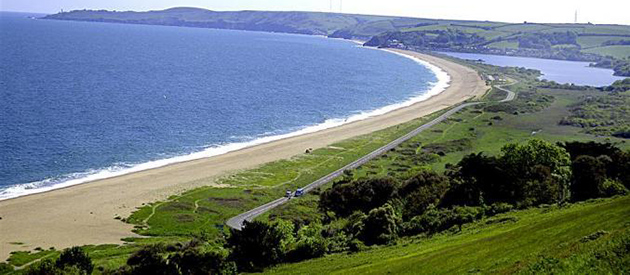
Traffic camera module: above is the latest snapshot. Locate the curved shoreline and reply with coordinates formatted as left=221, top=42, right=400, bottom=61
left=0, top=50, right=488, bottom=260
left=0, top=45, right=448, bottom=201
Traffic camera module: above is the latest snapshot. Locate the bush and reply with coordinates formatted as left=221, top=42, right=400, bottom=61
left=319, top=177, right=398, bottom=217
left=26, top=259, right=82, bottom=275
left=486, top=203, right=514, bottom=216
left=348, top=239, right=367, bottom=253
left=343, top=211, right=367, bottom=238
left=56, top=247, right=94, bottom=274
left=403, top=205, right=484, bottom=236
left=125, top=245, right=179, bottom=275
left=325, top=230, right=350, bottom=253
left=25, top=247, right=94, bottom=275
left=571, top=155, right=607, bottom=201
left=360, top=203, right=401, bottom=245
left=227, top=220, right=294, bottom=272
left=400, top=171, right=450, bottom=218
left=600, top=179, right=628, bottom=197
left=169, top=247, right=236, bottom=275
left=287, top=223, right=327, bottom=262
left=0, top=263, right=13, bottom=274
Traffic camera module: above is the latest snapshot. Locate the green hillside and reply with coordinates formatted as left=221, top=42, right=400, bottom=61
left=44, top=7, right=394, bottom=36
left=266, top=196, right=630, bottom=274
left=372, top=22, right=630, bottom=59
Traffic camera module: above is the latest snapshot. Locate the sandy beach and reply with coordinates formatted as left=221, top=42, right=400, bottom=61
left=0, top=49, right=487, bottom=260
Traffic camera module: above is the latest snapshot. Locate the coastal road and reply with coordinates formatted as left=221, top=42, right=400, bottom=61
left=226, top=83, right=516, bottom=230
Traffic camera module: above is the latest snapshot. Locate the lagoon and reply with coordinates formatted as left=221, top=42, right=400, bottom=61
left=439, top=52, right=625, bottom=86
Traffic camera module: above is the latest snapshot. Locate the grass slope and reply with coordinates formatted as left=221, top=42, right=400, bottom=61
left=583, top=45, right=630, bottom=59
left=123, top=112, right=439, bottom=239
left=265, top=195, right=630, bottom=274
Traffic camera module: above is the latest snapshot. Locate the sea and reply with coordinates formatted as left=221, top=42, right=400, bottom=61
left=0, top=12, right=447, bottom=199
left=439, top=51, right=624, bottom=86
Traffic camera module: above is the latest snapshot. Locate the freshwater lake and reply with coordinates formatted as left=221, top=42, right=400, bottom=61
left=439, top=52, right=625, bottom=86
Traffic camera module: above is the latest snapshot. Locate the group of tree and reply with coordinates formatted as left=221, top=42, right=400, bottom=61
left=26, top=247, right=93, bottom=275
left=25, top=140, right=629, bottom=274
left=220, top=140, right=628, bottom=272
left=26, top=243, right=237, bottom=275
left=601, top=78, right=630, bottom=93
left=594, top=58, right=630, bottom=77
left=364, top=29, right=486, bottom=49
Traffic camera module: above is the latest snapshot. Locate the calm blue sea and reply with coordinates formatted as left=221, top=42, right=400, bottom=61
left=439, top=52, right=624, bottom=86
left=0, top=12, right=441, bottom=199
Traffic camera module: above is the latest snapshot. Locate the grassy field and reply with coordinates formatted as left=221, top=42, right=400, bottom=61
left=123, top=112, right=440, bottom=238
left=486, top=40, right=519, bottom=49
left=395, top=22, right=630, bottom=59
left=577, top=36, right=627, bottom=49
left=265, top=195, right=630, bottom=274
left=583, top=45, right=630, bottom=59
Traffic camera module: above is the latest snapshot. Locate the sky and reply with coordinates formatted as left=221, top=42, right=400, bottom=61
left=1, top=0, right=629, bottom=25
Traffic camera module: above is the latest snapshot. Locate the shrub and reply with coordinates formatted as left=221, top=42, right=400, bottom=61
left=25, top=247, right=93, bottom=275
left=403, top=205, right=484, bottom=236
left=56, top=247, right=94, bottom=274
left=25, top=259, right=82, bottom=275
left=169, top=247, right=236, bottom=275
left=571, top=155, right=607, bottom=201
left=287, top=223, right=327, bottom=262
left=601, top=179, right=628, bottom=197
left=227, top=220, right=294, bottom=272
left=125, top=245, right=179, bottom=275
left=360, top=203, right=402, bottom=245
left=0, top=263, right=13, bottom=274
left=344, top=211, right=367, bottom=238
left=325, top=230, right=350, bottom=253
left=486, top=203, right=514, bottom=216
left=319, top=177, right=398, bottom=217
left=400, top=171, right=450, bottom=218
left=348, top=239, right=367, bottom=253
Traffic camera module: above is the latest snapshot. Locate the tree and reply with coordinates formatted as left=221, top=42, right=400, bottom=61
left=319, top=177, right=398, bottom=217
left=287, top=223, right=327, bottom=262
left=169, top=247, right=236, bottom=275
left=26, top=259, right=81, bottom=275
left=26, top=247, right=93, bottom=275
left=521, top=165, right=563, bottom=206
left=226, top=220, right=293, bottom=272
left=571, top=155, right=607, bottom=201
left=561, top=141, right=621, bottom=161
left=360, top=203, right=401, bottom=245
left=500, top=139, right=572, bottom=204
left=343, top=211, right=367, bottom=238
left=399, top=170, right=450, bottom=218
left=126, top=245, right=179, bottom=275
left=443, top=152, right=503, bottom=206
left=55, top=247, right=94, bottom=274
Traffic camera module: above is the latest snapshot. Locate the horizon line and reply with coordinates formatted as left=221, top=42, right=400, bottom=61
left=2, top=7, right=629, bottom=26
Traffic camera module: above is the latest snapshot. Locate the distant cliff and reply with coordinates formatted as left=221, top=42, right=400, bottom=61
left=43, top=8, right=397, bottom=36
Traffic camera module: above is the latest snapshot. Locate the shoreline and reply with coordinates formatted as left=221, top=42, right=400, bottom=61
left=0, top=43, right=445, bottom=202
left=0, top=50, right=487, bottom=260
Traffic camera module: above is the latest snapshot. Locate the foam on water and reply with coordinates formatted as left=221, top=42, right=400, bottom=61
left=0, top=47, right=450, bottom=201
